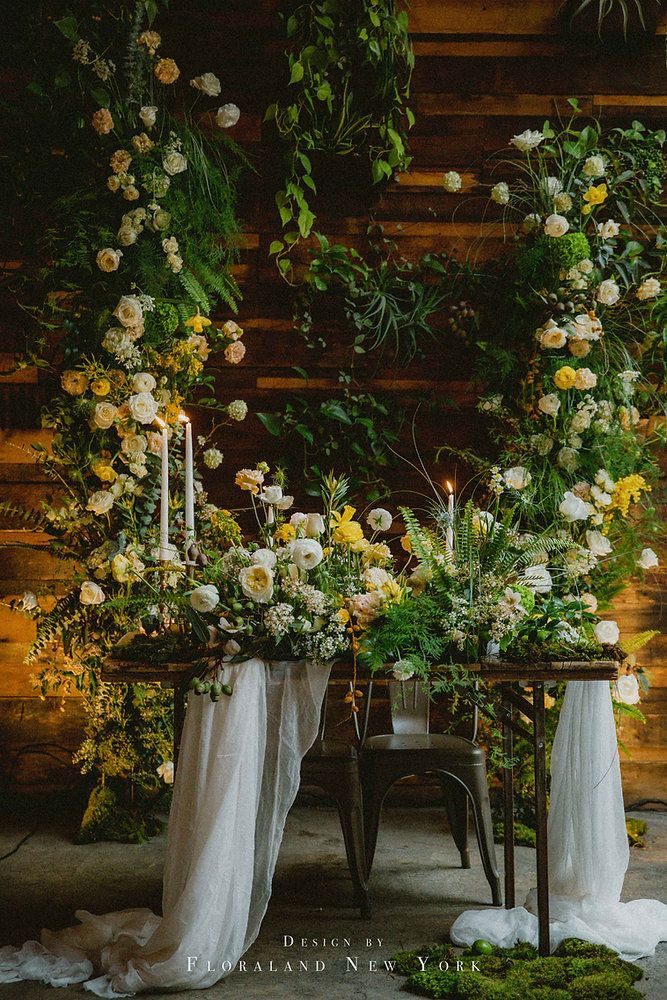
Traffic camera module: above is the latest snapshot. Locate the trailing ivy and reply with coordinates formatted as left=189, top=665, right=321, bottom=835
left=265, top=0, right=414, bottom=277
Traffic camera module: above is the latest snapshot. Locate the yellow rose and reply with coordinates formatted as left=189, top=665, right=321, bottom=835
left=90, top=377, right=111, bottom=396
left=61, top=370, right=89, bottom=396
left=138, top=30, right=161, bottom=54
left=553, top=366, right=577, bottom=390
left=92, top=459, right=117, bottom=482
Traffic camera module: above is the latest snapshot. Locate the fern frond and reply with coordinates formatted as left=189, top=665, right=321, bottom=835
left=27, top=589, right=82, bottom=663
left=0, top=501, right=51, bottom=532
left=178, top=270, right=211, bottom=312
left=621, top=630, right=660, bottom=655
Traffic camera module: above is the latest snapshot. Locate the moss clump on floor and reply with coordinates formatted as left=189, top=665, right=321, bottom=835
left=76, top=783, right=164, bottom=844
left=393, top=937, right=644, bottom=999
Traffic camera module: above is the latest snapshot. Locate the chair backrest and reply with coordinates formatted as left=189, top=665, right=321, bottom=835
left=387, top=680, right=430, bottom=734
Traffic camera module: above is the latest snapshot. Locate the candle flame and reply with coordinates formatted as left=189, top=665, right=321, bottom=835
left=445, top=480, right=454, bottom=494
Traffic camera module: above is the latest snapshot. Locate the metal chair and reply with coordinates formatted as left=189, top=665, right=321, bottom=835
left=360, top=679, right=502, bottom=906
left=300, top=682, right=371, bottom=918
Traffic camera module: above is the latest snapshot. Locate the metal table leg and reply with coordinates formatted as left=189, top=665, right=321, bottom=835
left=501, top=683, right=515, bottom=909
left=533, top=681, right=550, bottom=955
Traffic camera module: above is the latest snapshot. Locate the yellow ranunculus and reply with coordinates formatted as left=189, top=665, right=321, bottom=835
left=90, top=377, right=111, bottom=396
left=581, top=183, right=608, bottom=215
left=338, top=607, right=350, bottom=624
left=274, top=522, right=296, bottom=543
left=91, top=459, right=117, bottom=482
left=331, top=505, right=364, bottom=545
left=553, top=365, right=577, bottom=390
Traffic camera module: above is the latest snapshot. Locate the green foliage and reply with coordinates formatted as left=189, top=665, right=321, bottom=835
left=266, top=0, right=414, bottom=268
left=359, top=595, right=450, bottom=675
left=76, top=782, right=165, bottom=844
left=257, top=388, right=404, bottom=500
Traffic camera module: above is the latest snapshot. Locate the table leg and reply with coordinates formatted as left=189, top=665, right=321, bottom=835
left=501, top=683, right=515, bottom=909
left=533, top=681, right=550, bottom=955
left=173, top=682, right=187, bottom=773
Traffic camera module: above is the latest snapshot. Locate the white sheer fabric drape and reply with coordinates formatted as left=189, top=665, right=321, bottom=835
left=0, top=658, right=330, bottom=995
left=451, top=680, right=667, bottom=960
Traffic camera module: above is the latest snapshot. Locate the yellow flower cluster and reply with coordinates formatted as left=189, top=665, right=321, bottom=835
left=605, top=474, right=651, bottom=520
left=582, top=183, right=608, bottom=215
left=160, top=341, right=204, bottom=378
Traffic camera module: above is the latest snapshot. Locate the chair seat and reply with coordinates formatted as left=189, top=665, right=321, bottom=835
left=364, top=733, right=484, bottom=760
left=304, top=739, right=359, bottom=761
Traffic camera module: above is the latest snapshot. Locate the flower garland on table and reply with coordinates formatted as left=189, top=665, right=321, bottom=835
left=4, top=2, right=251, bottom=837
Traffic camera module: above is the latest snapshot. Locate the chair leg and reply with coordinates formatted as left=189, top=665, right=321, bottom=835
left=332, top=769, right=371, bottom=919
left=440, top=775, right=471, bottom=869
left=360, top=759, right=395, bottom=876
left=463, top=765, right=502, bottom=906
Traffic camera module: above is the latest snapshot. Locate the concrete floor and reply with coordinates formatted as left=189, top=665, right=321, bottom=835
left=0, top=805, right=666, bottom=999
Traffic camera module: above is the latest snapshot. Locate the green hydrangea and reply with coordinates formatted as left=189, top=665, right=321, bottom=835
left=145, top=301, right=179, bottom=342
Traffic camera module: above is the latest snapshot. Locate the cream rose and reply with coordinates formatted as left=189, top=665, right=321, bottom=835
left=163, top=151, right=188, bottom=176
left=503, top=466, right=532, bottom=490
left=597, top=219, right=620, bottom=239
left=574, top=368, right=597, bottom=390
left=87, top=490, right=115, bottom=515
left=595, top=619, right=620, bottom=645
left=96, top=248, right=122, bottom=273
left=586, top=530, right=612, bottom=557
left=239, top=565, right=274, bottom=603
left=79, top=580, right=105, bottom=605
left=596, top=279, right=620, bottom=305
left=121, top=433, right=147, bottom=456
left=114, top=295, right=143, bottom=328
left=215, top=103, right=240, bottom=128
left=132, top=372, right=156, bottom=393
left=93, top=401, right=117, bottom=430
left=251, top=548, right=277, bottom=569
left=537, top=393, right=560, bottom=416
left=637, top=277, right=661, bottom=301
left=139, top=105, right=158, bottom=128
left=157, top=761, right=174, bottom=784
left=190, top=584, right=220, bottom=613
left=190, top=72, right=221, bottom=96
left=127, top=391, right=159, bottom=424
left=544, top=213, right=569, bottom=237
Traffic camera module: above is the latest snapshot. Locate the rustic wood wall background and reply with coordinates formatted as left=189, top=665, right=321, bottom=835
left=1, top=0, right=665, bottom=803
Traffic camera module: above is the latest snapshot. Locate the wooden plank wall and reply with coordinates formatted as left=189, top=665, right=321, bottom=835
left=1, top=0, right=665, bottom=801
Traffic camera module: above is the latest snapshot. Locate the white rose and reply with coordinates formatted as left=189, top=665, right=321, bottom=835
left=559, top=491, right=593, bottom=522
left=87, top=490, right=115, bottom=515
left=586, top=530, right=612, bottom=557
left=537, top=393, right=560, bottom=416
left=239, top=564, right=274, bottom=603
left=251, top=548, right=277, bottom=569
left=510, top=129, right=544, bottom=152
left=583, top=154, right=606, bottom=178
left=367, top=508, right=393, bottom=532
left=392, top=658, right=415, bottom=681
left=637, top=547, right=659, bottom=569
left=596, top=279, right=620, bottom=305
left=613, top=675, right=640, bottom=705
left=118, top=226, right=138, bottom=247
left=162, top=151, right=188, bottom=176
left=503, top=466, right=532, bottom=490
left=442, top=170, right=462, bottom=192
left=215, top=103, right=240, bottom=128
left=139, top=105, right=158, bottom=127
left=93, top=401, right=118, bottom=430
left=597, top=219, right=620, bottom=239
left=157, top=761, right=174, bottom=784
left=114, top=294, right=144, bottom=328
left=96, top=248, right=123, bottom=273
left=290, top=538, right=324, bottom=571
left=121, top=434, right=147, bottom=456
left=522, top=565, right=553, bottom=594
left=190, top=72, right=222, bottom=96
left=544, top=213, right=569, bottom=237
left=128, top=392, right=159, bottom=424
left=162, top=236, right=179, bottom=254
left=190, top=583, right=220, bottom=613
left=132, top=372, right=156, bottom=393
left=79, top=580, right=105, bottom=605
left=595, top=619, right=620, bottom=645
left=637, top=277, right=661, bottom=301
left=491, top=182, right=510, bottom=205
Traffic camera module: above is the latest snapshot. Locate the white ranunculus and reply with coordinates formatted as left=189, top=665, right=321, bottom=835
left=215, top=103, right=240, bottom=128
left=595, top=619, right=620, bottom=645
left=596, top=279, right=620, bottom=305
left=290, top=512, right=307, bottom=530
left=522, top=565, right=553, bottom=594
left=132, top=372, right=156, bottom=393
left=190, top=583, right=220, bottom=613
left=503, top=466, right=532, bottom=490
left=442, top=170, right=462, bottom=192
left=304, top=512, right=326, bottom=537
left=510, top=129, right=544, bottom=152
left=251, top=547, right=277, bottom=569
left=559, top=491, right=593, bottom=522
left=114, top=294, right=143, bottom=328
left=79, top=580, right=105, bottom=605
left=190, top=72, right=221, bottom=97
left=367, top=508, right=393, bottom=532
left=544, top=213, right=569, bottom=238
left=537, top=392, right=560, bottom=416
left=614, top=674, right=640, bottom=705
left=93, top=402, right=117, bottom=430
left=392, top=658, right=415, bottom=681
left=223, top=638, right=241, bottom=657
left=87, top=490, right=115, bottom=515
left=540, top=326, right=567, bottom=349
left=290, top=538, right=324, bottom=571
left=163, top=151, right=188, bottom=176
left=583, top=154, right=606, bottom=178
left=491, top=182, right=510, bottom=205
left=96, top=248, right=123, bottom=273
left=597, top=219, right=620, bottom=239
left=637, top=277, right=661, bottom=301
left=239, top=564, right=274, bottom=603
left=157, top=760, right=174, bottom=784
left=586, top=529, right=612, bottom=557
left=259, top=485, right=284, bottom=504
left=128, top=391, right=159, bottom=424
left=637, top=547, right=659, bottom=569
